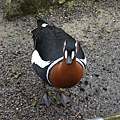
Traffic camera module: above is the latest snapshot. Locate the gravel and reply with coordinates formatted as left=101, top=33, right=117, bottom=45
left=0, top=0, right=120, bottom=119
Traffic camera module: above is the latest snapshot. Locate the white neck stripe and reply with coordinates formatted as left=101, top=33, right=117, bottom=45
left=76, top=57, right=86, bottom=70
left=46, top=57, right=63, bottom=85
left=46, top=57, right=86, bottom=86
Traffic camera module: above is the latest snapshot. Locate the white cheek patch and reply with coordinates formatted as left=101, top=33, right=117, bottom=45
left=42, top=23, right=48, bottom=27
left=65, top=50, right=68, bottom=59
left=75, top=42, right=78, bottom=53
left=31, top=50, right=51, bottom=68
left=71, top=51, right=75, bottom=59
left=63, top=41, right=66, bottom=52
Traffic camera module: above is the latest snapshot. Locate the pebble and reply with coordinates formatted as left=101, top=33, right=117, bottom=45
left=80, top=87, right=85, bottom=91
left=0, top=0, right=120, bottom=119
left=103, top=87, right=107, bottom=91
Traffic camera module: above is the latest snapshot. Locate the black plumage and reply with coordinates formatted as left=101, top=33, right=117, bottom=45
left=31, top=18, right=86, bottom=106
left=32, top=19, right=85, bottom=61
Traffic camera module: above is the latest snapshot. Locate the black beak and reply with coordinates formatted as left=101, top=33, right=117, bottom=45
left=64, top=50, right=75, bottom=65
left=66, top=55, right=72, bottom=65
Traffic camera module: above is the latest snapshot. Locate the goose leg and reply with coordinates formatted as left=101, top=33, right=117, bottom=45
left=39, top=83, right=52, bottom=107
left=56, top=89, right=71, bottom=106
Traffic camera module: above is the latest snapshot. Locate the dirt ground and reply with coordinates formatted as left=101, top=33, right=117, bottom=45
left=0, top=0, right=120, bottom=120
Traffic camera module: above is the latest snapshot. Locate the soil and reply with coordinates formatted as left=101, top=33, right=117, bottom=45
left=0, top=0, right=120, bottom=120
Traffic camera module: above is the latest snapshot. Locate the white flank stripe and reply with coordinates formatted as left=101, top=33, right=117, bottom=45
left=31, top=50, right=51, bottom=68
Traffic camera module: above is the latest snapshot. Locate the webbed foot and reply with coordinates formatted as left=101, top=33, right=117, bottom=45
left=39, top=90, right=52, bottom=107
left=56, top=91, right=71, bottom=106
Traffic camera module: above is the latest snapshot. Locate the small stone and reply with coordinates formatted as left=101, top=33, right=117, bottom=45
left=103, top=87, right=107, bottom=91
left=103, top=67, right=106, bottom=70
left=84, top=80, right=88, bottom=86
left=94, top=74, right=99, bottom=77
left=80, top=87, right=85, bottom=91
left=85, top=96, right=88, bottom=100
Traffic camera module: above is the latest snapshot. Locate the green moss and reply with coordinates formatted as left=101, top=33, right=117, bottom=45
left=66, top=2, right=74, bottom=13
left=3, top=0, right=74, bottom=20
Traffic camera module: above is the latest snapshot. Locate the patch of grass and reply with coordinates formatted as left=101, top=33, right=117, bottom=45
left=14, top=70, right=23, bottom=79
left=92, top=22, right=99, bottom=28
left=83, top=24, right=90, bottom=33
left=93, top=5, right=101, bottom=15
left=31, top=96, right=38, bottom=107
left=66, top=2, right=74, bottom=14
left=101, top=27, right=110, bottom=33
left=104, top=28, right=110, bottom=33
